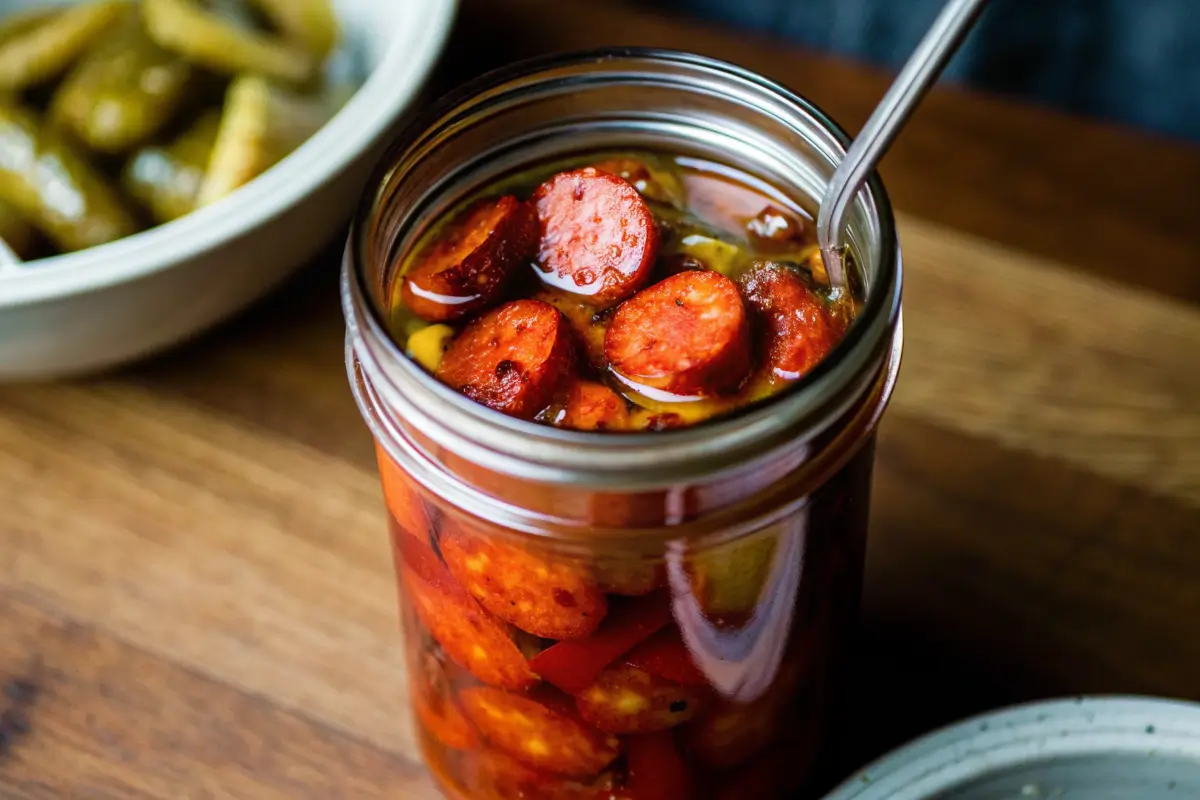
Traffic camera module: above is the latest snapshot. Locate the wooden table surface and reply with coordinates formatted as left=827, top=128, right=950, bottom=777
left=3, top=1, right=1199, bottom=797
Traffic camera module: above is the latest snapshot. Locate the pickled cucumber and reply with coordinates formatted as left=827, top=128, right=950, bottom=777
left=122, top=109, right=221, bottom=223
left=0, top=8, right=59, bottom=47
left=0, top=198, right=34, bottom=259
left=0, top=102, right=139, bottom=252
left=689, top=535, right=779, bottom=616
left=142, top=0, right=314, bottom=84
left=51, top=12, right=194, bottom=153
left=197, top=74, right=333, bottom=205
left=0, top=1, right=127, bottom=92
left=247, top=0, right=338, bottom=58
left=672, top=233, right=746, bottom=277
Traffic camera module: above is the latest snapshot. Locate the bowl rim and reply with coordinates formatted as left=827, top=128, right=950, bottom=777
left=0, top=0, right=458, bottom=308
left=822, top=695, right=1200, bottom=800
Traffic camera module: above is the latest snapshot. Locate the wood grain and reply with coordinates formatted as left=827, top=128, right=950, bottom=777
left=896, top=215, right=1200, bottom=504
left=1, top=1, right=1199, bottom=796
left=0, top=591, right=432, bottom=799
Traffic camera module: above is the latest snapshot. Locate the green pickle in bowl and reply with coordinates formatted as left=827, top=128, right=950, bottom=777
left=0, top=0, right=350, bottom=262
left=50, top=9, right=194, bottom=153
left=0, top=102, right=139, bottom=251
left=121, top=108, right=220, bottom=223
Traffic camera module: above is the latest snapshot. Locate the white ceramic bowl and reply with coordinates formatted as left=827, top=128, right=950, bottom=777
left=0, top=0, right=456, bottom=379
left=822, top=696, right=1200, bottom=800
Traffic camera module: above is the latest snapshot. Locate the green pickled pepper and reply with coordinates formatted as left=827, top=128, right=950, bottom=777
left=0, top=1, right=127, bottom=92
left=246, top=0, right=339, bottom=58
left=689, top=535, right=779, bottom=617
left=51, top=12, right=194, bottom=153
left=142, top=0, right=314, bottom=85
left=0, top=197, right=35, bottom=259
left=197, top=74, right=333, bottom=206
left=122, top=109, right=221, bottom=224
left=0, top=102, right=139, bottom=252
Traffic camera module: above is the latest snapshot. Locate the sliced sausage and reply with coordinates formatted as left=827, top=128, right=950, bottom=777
left=458, top=687, right=621, bottom=778
left=576, top=663, right=705, bottom=734
left=467, top=748, right=626, bottom=800
left=436, top=299, right=575, bottom=419
left=412, top=651, right=478, bottom=750
left=547, top=380, right=630, bottom=432
left=375, top=441, right=433, bottom=544
left=401, top=195, right=538, bottom=322
left=440, top=520, right=607, bottom=640
left=739, top=261, right=844, bottom=383
left=533, top=288, right=610, bottom=370
left=401, top=562, right=539, bottom=691
left=605, top=271, right=751, bottom=397
left=532, top=167, right=658, bottom=307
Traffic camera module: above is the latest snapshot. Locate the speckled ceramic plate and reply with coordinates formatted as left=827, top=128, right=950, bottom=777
left=822, top=696, right=1200, bottom=799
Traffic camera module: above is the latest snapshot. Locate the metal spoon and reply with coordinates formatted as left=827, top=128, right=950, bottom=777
left=817, top=0, right=991, bottom=294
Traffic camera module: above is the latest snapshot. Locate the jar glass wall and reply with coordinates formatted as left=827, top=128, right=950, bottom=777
left=343, top=49, right=902, bottom=800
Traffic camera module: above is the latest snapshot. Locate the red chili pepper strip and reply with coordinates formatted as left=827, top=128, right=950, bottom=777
left=530, top=591, right=673, bottom=695
left=395, top=525, right=452, bottom=588
left=623, top=627, right=708, bottom=687
left=624, top=731, right=692, bottom=800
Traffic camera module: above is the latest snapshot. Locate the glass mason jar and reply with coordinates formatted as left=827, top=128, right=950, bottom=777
left=342, top=49, right=902, bottom=800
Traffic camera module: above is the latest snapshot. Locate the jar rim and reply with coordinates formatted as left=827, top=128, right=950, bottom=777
left=343, top=47, right=902, bottom=491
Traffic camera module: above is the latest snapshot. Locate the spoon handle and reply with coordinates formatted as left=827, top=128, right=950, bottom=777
left=817, top=0, right=991, bottom=292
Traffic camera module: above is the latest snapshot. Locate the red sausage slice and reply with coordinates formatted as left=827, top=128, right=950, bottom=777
left=375, top=442, right=433, bottom=545
left=468, top=748, right=627, bottom=800
left=739, top=262, right=844, bottom=383
left=575, top=663, right=704, bottom=734
left=412, top=651, right=478, bottom=751
left=439, top=521, right=607, bottom=640
left=401, top=562, right=539, bottom=691
left=436, top=299, right=575, bottom=419
left=605, top=271, right=751, bottom=397
left=458, top=687, right=621, bottom=778
left=533, top=168, right=659, bottom=307
left=547, top=380, right=630, bottom=432
left=401, top=195, right=538, bottom=322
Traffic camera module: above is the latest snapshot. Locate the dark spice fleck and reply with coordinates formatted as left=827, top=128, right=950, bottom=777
left=590, top=306, right=617, bottom=326
left=669, top=700, right=688, bottom=713
left=495, top=359, right=516, bottom=377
